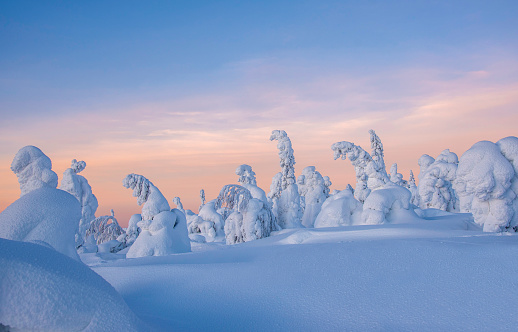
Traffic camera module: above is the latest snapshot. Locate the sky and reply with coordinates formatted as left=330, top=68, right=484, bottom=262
left=1, top=1, right=517, bottom=226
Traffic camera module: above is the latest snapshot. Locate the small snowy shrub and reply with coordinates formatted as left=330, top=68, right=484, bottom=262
left=85, top=210, right=124, bottom=247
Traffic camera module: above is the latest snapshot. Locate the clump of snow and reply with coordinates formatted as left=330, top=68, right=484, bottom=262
left=0, top=238, right=145, bottom=331
left=60, top=159, right=99, bottom=249
left=454, top=137, right=518, bottom=232
left=418, top=149, right=459, bottom=212
left=314, top=186, right=362, bottom=227
left=297, top=166, right=329, bottom=227
left=362, top=183, right=412, bottom=224
left=0, top=187, right=81, bottom=261
left=85, top=210, right=124, bottom=252
left=10, top=145, right=58, bottom=197
left=268, top=130, right=302, bottom=228
left=217, top=184, right=277, bottom=244
left=123, top=173, right=170, bottom=221
left=126, top=209, right=191, bottom=258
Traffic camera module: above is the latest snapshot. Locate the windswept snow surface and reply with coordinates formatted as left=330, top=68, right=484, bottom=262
left=87, top=213, right=518, bottom=331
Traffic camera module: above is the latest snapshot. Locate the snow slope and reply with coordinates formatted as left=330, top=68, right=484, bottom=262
left=87, top=212, right=518, bottom=331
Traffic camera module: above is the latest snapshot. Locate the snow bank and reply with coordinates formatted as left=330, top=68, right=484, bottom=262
left=454, top=137, right=518, bottom=232
left=0, top=187, right=81, bottom=260
left=0, top=238, right=145, bottom=331
left=126, top=209, right=191, bottom=258
left=10, top=145, right=59, bottom=197
left=314, top=187, right=362, bottom=227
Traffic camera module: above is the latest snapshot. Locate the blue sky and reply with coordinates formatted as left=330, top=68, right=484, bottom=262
left=1, top=1, right=517, bottom=224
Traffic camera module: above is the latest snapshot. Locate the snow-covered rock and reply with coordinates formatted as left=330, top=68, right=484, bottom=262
left=0, top=187, right=81, bottom=261
left=10, top=145, right=59, bottom=197
left=60, top=159, right=99, bottom=249
left=0, top=238, right=145, bottom=331
left=126, top=209, right=191, bottom=258
left=314, top=187, right=362, bottom=227
left=454, top=137, right=518, bottom=232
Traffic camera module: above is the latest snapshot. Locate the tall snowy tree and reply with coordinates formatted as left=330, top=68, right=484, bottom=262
left=268, top=130, right=302, bottom=228
left=297, top=166, right=329, bottom=228
left=407, top=170, right=420, bottom=206
left=60, top=159, right=99, bottom=249
left=123, top=173, right=170, bottom=221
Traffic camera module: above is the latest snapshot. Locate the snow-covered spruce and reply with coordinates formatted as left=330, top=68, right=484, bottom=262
left=268, top=130, right=302, bottom=228
left=390, top=163, right=407, bottom=187
left=10, top=145, right=59, bottom=197
left=454, top=137, right=518, bottom=232
left=218, top=184, right=277, bottom=244
left=123, top=174, right=190, bottom=258
left=361, top=182, right=413, bottom=224
left=173, top=196, right=184, bottom=212
left=197, top=200, right=225, bottom=237
left=60, top=159, right=99, bottom=249
left=297, top=166, right=329, bottom=228
left=85, top=210, right=124, bottom=252
left=418, top=149, right=459, bottom=212
left=117, top=213, right=142, bottom=249
left=199, top=189, right=206, bottom=212
left=123, top=173, right=170, bottom=221
left=0, top=238, right=146, bottom=331
left=407, top=170, right=420, bottom=206
left=314, top=186, right=362, bottom=228
left=237, top=164, right=268, bottom=204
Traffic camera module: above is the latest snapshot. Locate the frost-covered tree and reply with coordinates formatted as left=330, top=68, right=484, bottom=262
left=390, top=163, right=407, bottom=187
left=297, top=166, right=329, bottom=228
left=217, top=184, right=277, bottom=244
left=85, top=210, right=124, bottom=250
left=418, top=149, right=459, bottom=212
left=407, top=170, right=420, bottom=206
left=331, top=132, right=390, bottom=203
left=199, top=189, right=206, bottom=212
left=323, top=176, right=332, bottom=197
left=117, top=213, right=142, bottom=249
left=172, top=196, right=184, bottom=212
left=268, top=130, right=302, bottom=228
left=370, top=129, right=387, bottom=175
left=10, top=145, right=59, bottom=197
left=418, top=154, right=435, bottom=182
left=198, top=200, right=225, bottom=238
left=237, top=164, right=268, bottom=204
left=60, top=159, right=99, bottom=249
left=314, top=186, right=363, bottom=228
left=454, top=137, right=518, bottom=232
left=123, top=174, right=190, bottom=257
left=1, top=146, right=81, bottom=261
left=123, top=174, right=170, bottom=221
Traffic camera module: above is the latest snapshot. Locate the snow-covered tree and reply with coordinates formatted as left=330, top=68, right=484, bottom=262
left=454, top=137, right=518, bottom=232
left=407, top=170, right=420, bottom=206
left=418, top=154, right=435, bottom=182
left=268, top=130, right=302, bottom=228
left=10, top=145, right=59, bottom=197
left=198, top=200, right=225, bottom=238
left=237, top=164, right=268, bottom=204
left=218, top=184, right=277, bottom=244
left=297, top=166, right=329, bottom=228
left=60, top=159, right=99, bottom=249
left=369, top=129, right=387, bottom=175
left=117, top=213, right=142, bottom=249
left=85, top=210, right=124, bottom=249
left=123, top=173, right=170, bottom=221
left=199, top=189, right=206, bottom=212
left=172, top=196, right=184, bottom=212
left=323, top=176, right=332, bottom=197
left=123, top=174, right=190, bottom=257
left=390, top=163, right=407, bottom=187
left=314, top=185, right=363, bottom=228
left=418, top=149, right=459, bottom=212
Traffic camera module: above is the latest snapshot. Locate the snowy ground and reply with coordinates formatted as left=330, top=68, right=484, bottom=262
left=84, top=213, right=518, bottom=331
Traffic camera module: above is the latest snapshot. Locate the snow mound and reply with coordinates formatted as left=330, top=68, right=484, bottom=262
left=0, top=238, right=145, bottom=331
left=11, top=145, right=58, bottom=197
left=362, top=183, right=412, bottom=224
left=314, top=187, right=362, bottom=227
left=0, top=187, right=81, bottom=260
left=126, top=209, right=191, bottom=258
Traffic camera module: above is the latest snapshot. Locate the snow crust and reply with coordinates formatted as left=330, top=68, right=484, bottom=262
left=10, top=145, right=58, bottom=197
left=0, top=238, right=145, bottom=331
left=0, top=187, right=81, bottom=260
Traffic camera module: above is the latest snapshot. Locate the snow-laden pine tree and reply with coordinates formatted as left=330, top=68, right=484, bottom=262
left=10, top=145, right=59, bottom=196
left=454, top=137, right=518, bottom=232
left=297, top=166, right=329, bottom=228
left=123, top=174, right=190, bottom=257
left=199, top=189, right=206, bottom=212
left=418, top=149, right=459, bottom=212
left=219, top=184, right=277, bottom=244
left=407, top=170, right=420, bottom=206
left=172, top=196, right=184, bottom=212
left=390, top=163, right=407, bottom=187
left=236, top=164, right=268, bottom=204
left=314, top=185, right=362, bottom=228
left=60, top=159, right=99, bottom=249
left=85, top=210, right=124, bottom=251
left=268, top=130, right=302, bottom=228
